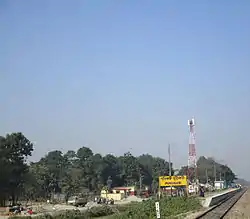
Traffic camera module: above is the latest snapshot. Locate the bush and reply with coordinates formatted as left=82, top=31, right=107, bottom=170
left=87, top=206, right=116, bottom=217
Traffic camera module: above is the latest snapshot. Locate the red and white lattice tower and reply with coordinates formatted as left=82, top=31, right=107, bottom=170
left=188, top=117, right=197, bottom=183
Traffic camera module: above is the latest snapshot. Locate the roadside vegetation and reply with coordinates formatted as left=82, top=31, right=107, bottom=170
left=10, top=196, right=202, bottom=219
left=106, top=196, right=202, bottom=219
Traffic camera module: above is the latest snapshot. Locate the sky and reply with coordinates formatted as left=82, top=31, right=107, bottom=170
left=1, top=1, right=250, bottom=179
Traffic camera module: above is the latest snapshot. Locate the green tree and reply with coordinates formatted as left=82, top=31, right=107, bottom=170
left=178, top=156, right=236, bottom=184
left=138, top=154, right=173, bottom=192
left=0, top=132, right=33, bottom=206
left=76, top=146, right=95, bottom=191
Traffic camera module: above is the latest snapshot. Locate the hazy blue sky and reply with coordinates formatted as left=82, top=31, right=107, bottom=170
left=1, top=1, right=250, bottom=179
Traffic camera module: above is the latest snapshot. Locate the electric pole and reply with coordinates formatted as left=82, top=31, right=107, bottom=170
left=138, top=166, right=143, bottom=195
left=168, top=144, right=172, bottom=196
left=214, top=161, right=217, bottom=182
left=139, top=174, right=142, bottom=193
left=224, top=163, right=227, bottom=184
left=205, top=168, right=208, bottom=184
left=168, top=144, right=171, bottom=177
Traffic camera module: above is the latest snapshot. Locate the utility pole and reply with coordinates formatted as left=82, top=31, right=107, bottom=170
left=205, top=168, right=208, bottom=184
left=214, top=161, right=217, bottom=182
left=224, top=164, right=227, bottom=185
left=168, top=144, right=172, bottom=196
left=168, top=144, right=171, bottom=177
left=138, top=165, right=143, bottom=195
left=139, top=174, right=142, bottom=193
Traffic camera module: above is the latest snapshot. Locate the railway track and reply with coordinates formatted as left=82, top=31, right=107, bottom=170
left=195, top=188, right=247, bottom=219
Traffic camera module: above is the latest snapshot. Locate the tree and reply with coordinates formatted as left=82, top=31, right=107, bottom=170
left=178, top=156, right=236, bottom=184
left=76, top=146, right=95, bottom=191
left=0, top=132, right=33, bottom=206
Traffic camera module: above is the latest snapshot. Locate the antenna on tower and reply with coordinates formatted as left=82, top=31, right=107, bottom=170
left=187, top=117, right=197, bottom=184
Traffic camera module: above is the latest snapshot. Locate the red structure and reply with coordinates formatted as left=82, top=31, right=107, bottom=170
left=187, top=118, right=197, bottom=183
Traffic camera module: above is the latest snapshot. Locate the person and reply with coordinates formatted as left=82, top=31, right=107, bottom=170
left=199, top=186, right=204, bottom=197
left=110, top=198, right=114, bottom=205
left=27, top=208, right=33, bottom=215
left=97, top=197, right=101, bottom=204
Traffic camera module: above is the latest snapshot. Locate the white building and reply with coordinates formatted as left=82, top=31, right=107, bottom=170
left=214, top=180, right=225, bottom=190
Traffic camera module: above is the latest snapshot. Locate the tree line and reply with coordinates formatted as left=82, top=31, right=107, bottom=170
left=0, top=132, right=236, bottom=206
left=178, top=156, right=236, bottom=184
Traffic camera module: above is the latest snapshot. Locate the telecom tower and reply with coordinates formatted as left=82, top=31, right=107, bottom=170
left=187, top=117, right=197, bottom=183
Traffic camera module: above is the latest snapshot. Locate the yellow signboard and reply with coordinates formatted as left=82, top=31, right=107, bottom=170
left=159, top=175, right=187, bottom=187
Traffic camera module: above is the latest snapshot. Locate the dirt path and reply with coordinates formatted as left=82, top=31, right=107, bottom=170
left=224, top=188, right=250, bottom=219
